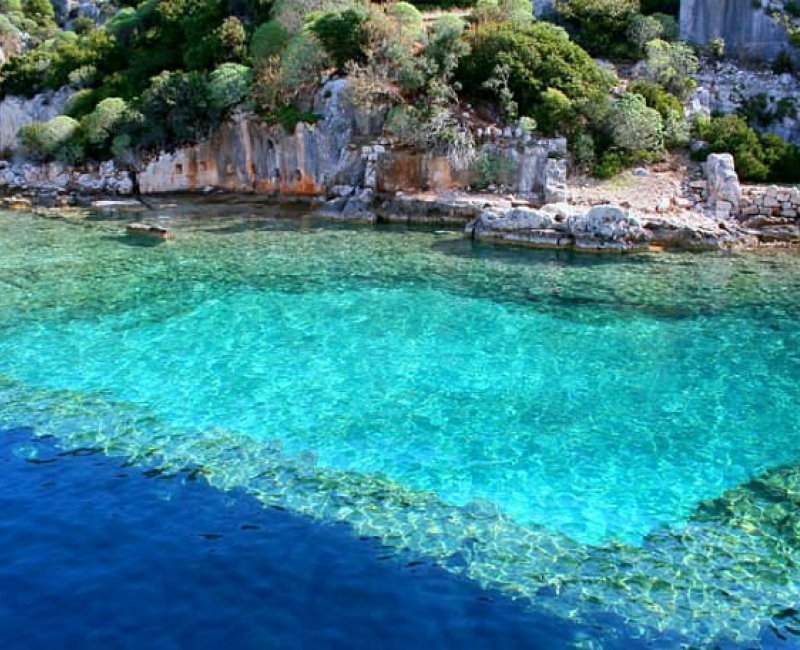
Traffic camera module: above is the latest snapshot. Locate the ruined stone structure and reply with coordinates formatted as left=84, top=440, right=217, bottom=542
left=137, top=80, right=567, bottom=203
left=679, top=0, right=790, bottom=60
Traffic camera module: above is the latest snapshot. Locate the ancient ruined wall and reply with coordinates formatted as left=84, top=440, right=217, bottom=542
left=680, top=0, right=789, bottom=60
left=139, top=79, right=371, bottom=195
left=139, top=79, right=567, bottom=202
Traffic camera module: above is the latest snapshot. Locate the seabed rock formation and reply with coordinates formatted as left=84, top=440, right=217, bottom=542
left=2, top=372, right=800, bottom=647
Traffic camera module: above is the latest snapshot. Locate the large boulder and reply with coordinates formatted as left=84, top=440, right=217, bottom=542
left=567, top=205, right=652, bottom=252
left=467, top=203, right=652, bottom=252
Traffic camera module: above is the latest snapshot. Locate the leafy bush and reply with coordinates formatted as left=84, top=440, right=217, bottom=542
left=208, top=63, right=252, bottom=111
left=643, top=39, right=698, bottom=99
left=81, top=97, right=128, bottom=147
left=137, top=70, right=214, bottom=149
left=592, top=149, right=629, bottom=178
left=761, top=133, right=800, bottom=183
left=18, top=115, right=81, bottom=161
left=250, top=20, right=290, bottom=62
left=457, top=21, right=614, bottom=124
left=310, top=7, right=369, bottom=70
left=554, top=0, right=640, bottom=58
left=694, top=115, right=768, bottom=181
left=626, top=13, right=663, bottom=55
left=473, top=0, right=533, bottom=23
left=264, top=104, right=320, bottom=133
left=609, top=92, right=663, bottom=152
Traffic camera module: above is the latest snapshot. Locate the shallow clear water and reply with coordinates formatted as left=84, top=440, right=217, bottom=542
left=2, top=202, right=800, bottom=645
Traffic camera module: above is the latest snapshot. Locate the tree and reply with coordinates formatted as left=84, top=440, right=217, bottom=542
left=626, top=13, right=663, bottom=55
left=457, top=21, right=614, bottom=125
left=250, top=20, right=290, bottom=62
left=208, top=63, right=252, bottom=111
left=310, top=7, right=369, bottom=70
left=82, top=97, right=129, bottom=147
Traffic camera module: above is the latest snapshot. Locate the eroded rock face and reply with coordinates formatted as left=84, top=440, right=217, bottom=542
left=0, top=88, right=73, bottom=155
left=466, top=203, right=653, bottom=252
left=689, top=63, right=800, bottom=144
left=139, top=80, right=376, bottom=195
left=680, top=0, right=789, bottom=61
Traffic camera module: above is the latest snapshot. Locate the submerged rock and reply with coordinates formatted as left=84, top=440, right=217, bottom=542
left=125, top=223, right=175, bottom=240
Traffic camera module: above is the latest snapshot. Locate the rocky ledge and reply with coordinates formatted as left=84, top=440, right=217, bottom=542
left=465, top=203, right=760, bottom=253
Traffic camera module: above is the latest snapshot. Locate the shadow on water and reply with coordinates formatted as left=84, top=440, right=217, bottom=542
left=0, top=425, right=649, bottom=650
left=102, top=234, right=166, bottom=248
left=430, top=236, right=657, bottom=269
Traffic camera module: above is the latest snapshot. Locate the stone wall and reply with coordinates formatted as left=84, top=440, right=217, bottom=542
left=690, top=62, right=800, bottom=143
left=741, top=185, right=800, bottom=219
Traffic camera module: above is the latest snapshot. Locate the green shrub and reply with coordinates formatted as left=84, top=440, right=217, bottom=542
left=386, top=2, right=424, bottom=41
left=310, top=7, right=369, bottom=70
left=64, top=87, right=101, bottom=118
left=82, top=97, right=128, bottom=147
left=18, top=115, right=81, bottom=161
left=609, top=92, right=664, bottom=152
left=626, top=13, right=663, bottom=55
left=554, top=0, right=639, bottom=58
left=250, top=20, right=290, bottom=63
left=457, top=21, right=614, bottom=123
left=643, top=39, right=698, bottom=99
left=471, top=150, right=515, bottom=188
left=761, top=133, right=800, bottom=183
left=264, top=104, right=320, bottom=133
left=593, top=149, right=629, bottom=178
left=208, top=63, right=252, bottom=111
left=138, top=70, right=214, bottom=149
left=695, top=114, right=768, bottom=181
left=651, top=12, right=678, bottom=40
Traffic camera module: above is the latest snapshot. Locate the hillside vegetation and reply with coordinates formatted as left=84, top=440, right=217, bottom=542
left=1, top=0, right=799, bottom=182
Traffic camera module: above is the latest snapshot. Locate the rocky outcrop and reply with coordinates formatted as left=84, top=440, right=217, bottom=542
left=0, top=88, right=73, bottom=155
left=680, top=0, right=790, bottom=61
left=465, top=200, right=761, bottom=252
left=139, top=79, right=374, bottom=195
left=138, top=79, right=567, bottom=202
left=466, top=203, right=654, bottom=252
left=0, top=159, right=133, bottom=205
left=689, top=62, right=800, bottom=144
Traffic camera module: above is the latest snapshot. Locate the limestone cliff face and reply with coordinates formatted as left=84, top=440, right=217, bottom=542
left=680, top=0, right=789, bottom=60
left=139, top=79, right=375, bottom=195
left=0, top=88, right=73, bottom=155
left=139, top=79, right=566, bottom=202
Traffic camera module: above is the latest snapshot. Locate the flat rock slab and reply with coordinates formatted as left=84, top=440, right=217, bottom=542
left=125, top=223, right=175, bottom=240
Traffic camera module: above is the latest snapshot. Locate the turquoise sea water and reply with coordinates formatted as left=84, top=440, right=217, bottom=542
left=2, top=202, right=800, bottom=645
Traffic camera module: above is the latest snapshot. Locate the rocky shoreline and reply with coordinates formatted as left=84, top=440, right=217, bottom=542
left=1, top=152, right=797, bottom=254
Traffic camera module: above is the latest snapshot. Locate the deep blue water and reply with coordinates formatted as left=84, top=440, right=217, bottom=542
left=0, top=426, right=650, bottom=649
